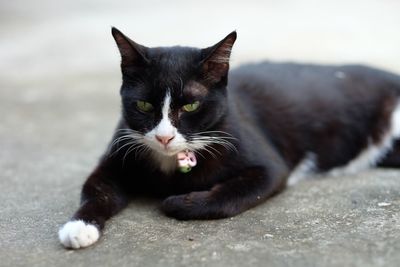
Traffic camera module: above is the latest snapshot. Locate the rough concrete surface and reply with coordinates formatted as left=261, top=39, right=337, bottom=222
left=1, top=1, right=400, bottom=266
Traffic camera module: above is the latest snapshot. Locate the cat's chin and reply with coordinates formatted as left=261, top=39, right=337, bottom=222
left=150, top=146, right=183, bottom=157
left=157, top=150, right=179, bottom=157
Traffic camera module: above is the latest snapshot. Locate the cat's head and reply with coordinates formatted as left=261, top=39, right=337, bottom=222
left=111, top=27, right=236, bottom=158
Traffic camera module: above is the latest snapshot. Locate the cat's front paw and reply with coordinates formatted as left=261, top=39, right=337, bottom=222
left=161, top=191, right=220, bottom=220
left=58, top=220, right=100, bottom=249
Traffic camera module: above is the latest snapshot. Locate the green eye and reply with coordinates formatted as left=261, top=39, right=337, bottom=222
left=136, top=101, right=154, bottom=112
left=182, top=101, right=200, bottom=112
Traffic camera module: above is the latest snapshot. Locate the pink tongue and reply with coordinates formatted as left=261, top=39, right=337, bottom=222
left=177, top=151, right=197, bottom=168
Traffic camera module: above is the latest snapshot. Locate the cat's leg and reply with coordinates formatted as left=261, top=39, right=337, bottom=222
left=378, top=140, right=400, bottom=167
left=58, top=163, right=129, bottom=249
left=161, top=166, right=287, bottom=220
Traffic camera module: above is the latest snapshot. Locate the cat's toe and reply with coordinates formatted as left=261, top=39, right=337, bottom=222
left=58, top=220, right=100, bottom=249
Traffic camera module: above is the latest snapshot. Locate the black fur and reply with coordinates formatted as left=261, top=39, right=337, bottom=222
left=65, top=28, right=400, bottom=235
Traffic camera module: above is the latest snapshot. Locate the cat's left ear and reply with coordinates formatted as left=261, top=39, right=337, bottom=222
left=201, top=31, right=237, bottom=83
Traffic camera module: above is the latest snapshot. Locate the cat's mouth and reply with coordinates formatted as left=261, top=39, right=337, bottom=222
left=143, top=132, right=190, bottom=157
left=146, top=140, right=187, bottom=157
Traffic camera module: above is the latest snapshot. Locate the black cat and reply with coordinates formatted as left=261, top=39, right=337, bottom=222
left=59, top=27, right=400, bottom=249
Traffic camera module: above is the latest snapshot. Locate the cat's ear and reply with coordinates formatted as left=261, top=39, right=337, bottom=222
left=111, top=27, right=148, bottom=68
left=201, top=31, right=237, bottom=83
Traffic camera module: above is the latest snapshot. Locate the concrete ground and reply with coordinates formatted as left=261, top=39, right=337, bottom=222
left=1, top=1, right=400, bottom=266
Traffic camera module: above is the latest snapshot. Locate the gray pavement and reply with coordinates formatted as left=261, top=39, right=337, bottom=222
left=1, top=1, right=400, bottom=266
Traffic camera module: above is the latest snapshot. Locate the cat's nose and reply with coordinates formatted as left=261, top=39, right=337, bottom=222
left=156, top=135, right=175, bottom=146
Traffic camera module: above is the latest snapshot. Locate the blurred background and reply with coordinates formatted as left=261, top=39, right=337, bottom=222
left=2, top=0, right=400, bottom=80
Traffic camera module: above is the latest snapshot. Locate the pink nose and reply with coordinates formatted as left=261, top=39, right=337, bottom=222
left=156, top=135, right=175, bottom=145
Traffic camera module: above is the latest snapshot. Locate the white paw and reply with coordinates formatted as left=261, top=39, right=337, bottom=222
left=58, top=220, right=100, bottom=249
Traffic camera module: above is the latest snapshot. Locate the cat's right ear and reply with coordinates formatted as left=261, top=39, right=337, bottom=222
left=201, top=31, right=237, bottom=84
left=111, top=27, right=148, bottom=68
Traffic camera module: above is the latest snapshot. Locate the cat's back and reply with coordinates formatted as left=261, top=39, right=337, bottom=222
left=228, top=61, right=400, bottom=100
left=227, top=61, right=400, bottom=168
left=227, top=61, right=400, bottom=123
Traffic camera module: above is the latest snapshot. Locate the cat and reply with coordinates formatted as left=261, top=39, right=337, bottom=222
left=58, top=27, right=400, bottom=249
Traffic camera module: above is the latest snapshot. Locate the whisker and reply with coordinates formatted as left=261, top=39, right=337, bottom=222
left=114, top=128, right=136, bottom=133
left=192, top=130, right=236, bottom=138
left=200, top=146, right=218, bottom=159
left=194, top=150, right=206, bottom=159
left=110, top=139, right=142, bottom=157
left=107, top=128, right=145, bottom=157
left=123, top=142, right=147, bottom=165
left=190, top=138, right=238, bottom=153
left=191, top=136, right=237, bottom=141
left=204, top=143, right=223, bottom=156
left=134, top=144, right=149, bottom=160
left=123, top=144, right=136, bottom=165
left=109, top=135, right=134, bottom=149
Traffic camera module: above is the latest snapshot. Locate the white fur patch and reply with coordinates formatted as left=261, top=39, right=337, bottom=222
left=144, top=91, right=187, bottom=173
left=287, top=152, right=317, bottom=186
left=150, top=151, right=179, bottom=174
left=152, top=92, right=175, bottom=138
left=328, top=100, right=400, bottom=176
left=58, top=220, right=100, bottom=249
left=288, top=100, right=400, bottom=184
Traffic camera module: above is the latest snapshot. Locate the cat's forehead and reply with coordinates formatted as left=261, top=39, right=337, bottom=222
left=147, top=80, right=208, bottom=103
left=145, top=46, right=206, bottom=97
left=183, top=81, right=208, bottom=98
left=148, top=46, right=201, bottom=70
